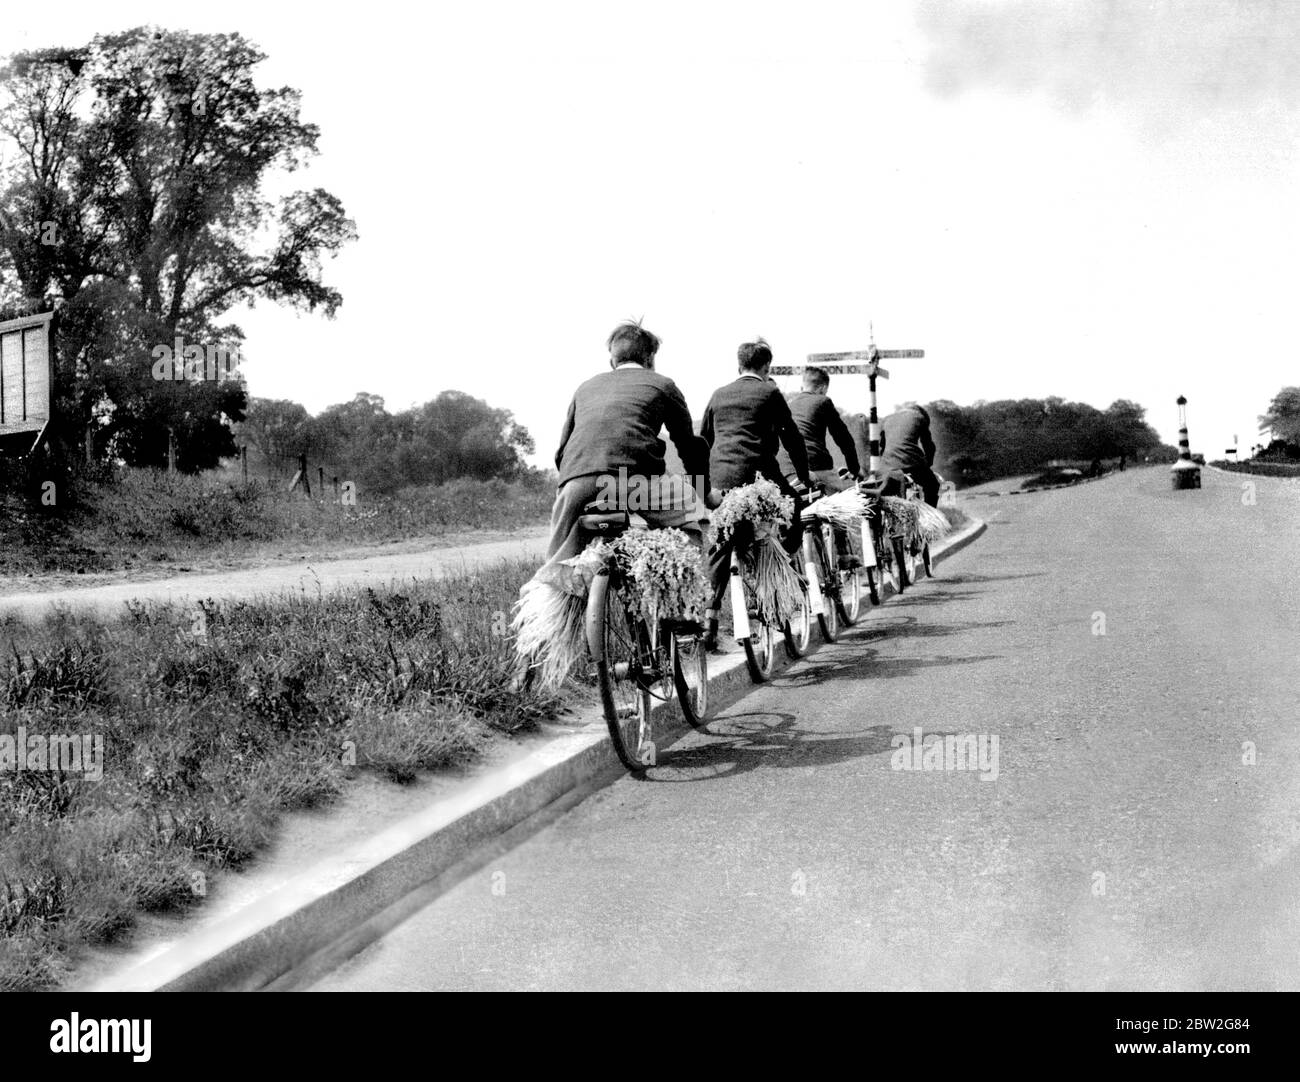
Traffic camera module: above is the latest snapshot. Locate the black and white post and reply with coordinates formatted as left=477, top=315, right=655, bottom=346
left=1171, top=394, right=1201, bottom=490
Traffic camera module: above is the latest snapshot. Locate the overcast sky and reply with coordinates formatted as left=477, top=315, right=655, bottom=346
left=9, top=1, right=1299, bottom=460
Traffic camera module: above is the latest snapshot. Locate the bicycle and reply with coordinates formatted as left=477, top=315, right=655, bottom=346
left=798, top=483, right=865, bottom=642
left=726, top=530, right=813, bottom=682
left=580, top=503, right=711, bottom=773
left=901, top=472, right=934, bottom=582
left=861, top=487, right=909, bottom=601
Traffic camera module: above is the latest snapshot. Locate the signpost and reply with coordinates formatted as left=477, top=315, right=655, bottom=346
left=770, top=327, right=924, bottom=477
left=0, top=311, right=55, bottom=455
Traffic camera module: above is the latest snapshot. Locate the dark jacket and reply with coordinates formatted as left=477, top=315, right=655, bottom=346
left=879, top=406, right=936, bottom=475
left=555, top=365, right=709, bottom=488
left=776, top=391, right=861, bottom=475
left=700, top=375, right=811, bottom=491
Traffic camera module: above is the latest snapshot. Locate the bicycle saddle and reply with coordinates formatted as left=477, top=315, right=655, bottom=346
left=578, top=501, right=648, bottom=533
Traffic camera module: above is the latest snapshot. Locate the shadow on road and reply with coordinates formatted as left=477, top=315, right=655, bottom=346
left=787, top=651, right=1004, bottom=684
left=646, top=710, right=898, bottom=783
left=930, top=571, right=1046, bottom=585
left=856, top=615, right=1014, bottom=642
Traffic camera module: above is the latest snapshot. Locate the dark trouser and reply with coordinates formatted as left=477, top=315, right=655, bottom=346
left=706, top=477, right=805, bottom=615
left=882, top=465, right=940, bottom=507
left=536, top=475, right=705, bottom=588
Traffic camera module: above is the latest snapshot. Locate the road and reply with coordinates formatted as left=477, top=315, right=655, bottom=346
left=0, top=528, right=549, bottom=622
left=309, top=466, right=1300, bottom=991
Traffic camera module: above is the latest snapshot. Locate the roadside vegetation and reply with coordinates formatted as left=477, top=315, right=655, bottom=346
left=0, top=560, right=565, bottom=990
left=0, top=464, right=554, bottom=582
left=1209, top=460, right=1300, bottom=478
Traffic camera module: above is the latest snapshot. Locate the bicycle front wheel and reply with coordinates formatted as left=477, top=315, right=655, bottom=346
left=588, top=572, right=654, bottom=772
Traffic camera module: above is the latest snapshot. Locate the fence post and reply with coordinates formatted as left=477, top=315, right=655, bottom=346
left=167, top=428, right=176, bottom=473
left=318, top=466, right=325, bottom=499
left=242, top=445, right=249, bottom=484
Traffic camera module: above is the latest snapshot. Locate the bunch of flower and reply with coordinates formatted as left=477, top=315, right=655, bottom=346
left=611, top=528, right=708, bottom=625
left=709, top=478, right=794, bottom=545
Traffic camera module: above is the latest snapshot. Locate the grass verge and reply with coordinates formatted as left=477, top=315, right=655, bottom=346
left=0, top=467, right=554, bottom=581
left=0, top=558, right=563, bottom=990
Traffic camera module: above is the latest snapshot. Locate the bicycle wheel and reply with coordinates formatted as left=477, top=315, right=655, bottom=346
left=813, top=534, right=839, bottom=644
left=741, top=576, right=778, bottom=682
left=783, top=582, right=813, bottom=658
left=839, top=565, right=863, bottom=625
left=866, top=565, right=882, bottom=605
left=587, top=572, right=654, bottom=772
left=892, top=536, right=910, bottom=593
left=671, top=630, right=710, bottom=727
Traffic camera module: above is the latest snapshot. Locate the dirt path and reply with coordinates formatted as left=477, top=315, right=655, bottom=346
left=0, top=528, right=550, bottom=623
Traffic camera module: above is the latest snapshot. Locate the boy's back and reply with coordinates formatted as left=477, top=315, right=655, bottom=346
left=702, top=376, right=807, bottom=490
left=557, top=366, right=706, bottom=486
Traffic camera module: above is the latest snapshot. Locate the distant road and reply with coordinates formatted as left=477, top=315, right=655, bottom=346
left=310, top=466, right=1300, bottom=991
left=0, top=528, right=550, bottom=623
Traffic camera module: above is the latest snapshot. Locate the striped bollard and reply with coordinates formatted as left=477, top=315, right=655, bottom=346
left=1171, top=395, right=1201, bottom=490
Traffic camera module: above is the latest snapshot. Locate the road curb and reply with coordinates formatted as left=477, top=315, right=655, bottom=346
left=88, top=516, right=987, bottom=992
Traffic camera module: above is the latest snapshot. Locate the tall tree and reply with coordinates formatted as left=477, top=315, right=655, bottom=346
left=0, top=28, right=357, bottom=470
left=1258, top=386, right=1300, bottom=445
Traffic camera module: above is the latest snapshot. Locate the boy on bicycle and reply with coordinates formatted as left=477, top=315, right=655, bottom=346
left=879, top=401, right=940, bottom=506
left=699, top=338, right=813, bottom=650
left=543, top=320, right=711, bottom=572
left=512, top=321, right=710, bottom=690
left=776, top=364, right=864, bottom=566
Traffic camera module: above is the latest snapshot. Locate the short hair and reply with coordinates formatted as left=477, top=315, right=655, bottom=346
left=607, top=321, right=660, bottom=366
left=738, top=338, right=772, bottom=371
left=803, top=366, right=829, bottom=391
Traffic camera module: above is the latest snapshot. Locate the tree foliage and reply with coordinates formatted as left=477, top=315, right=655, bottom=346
left=235, top=390, right=537, bottom=494
left=922, top=397, right=1169, bottom=484
left=1258, top=386, right=1300, bottom=445
left=0, top=28, right=357, bottom=470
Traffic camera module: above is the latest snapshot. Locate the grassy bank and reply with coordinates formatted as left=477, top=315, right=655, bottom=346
left=1209, top=460, right=1300, bottom=479
left=0, top=467, right=555, bottom=581
left=0, top=559, right=564, bottom=990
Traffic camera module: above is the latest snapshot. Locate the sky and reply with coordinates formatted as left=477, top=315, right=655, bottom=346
left=6, top=1, right=1299, bottom=461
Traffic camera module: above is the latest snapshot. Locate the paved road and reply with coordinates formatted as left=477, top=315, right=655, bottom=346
left=0, top=529, right=549, bottom=622
left=310, top=466, right=1300, bottom=991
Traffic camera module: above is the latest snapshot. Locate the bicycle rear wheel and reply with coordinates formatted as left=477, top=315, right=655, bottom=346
left=839, top=566, right=863, bottom=625
left=671, top=630, right=710, bottom=727
left=812, top=535, right=839, bottom=644
left=588, top=572, right=655, bottom=772
left=740, top=576, right=778, bottom=682
left=893, top=536, right=910, bottom=593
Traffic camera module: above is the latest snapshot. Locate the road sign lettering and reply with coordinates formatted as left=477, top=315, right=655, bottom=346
left=771, top=364, right=889, bottom=377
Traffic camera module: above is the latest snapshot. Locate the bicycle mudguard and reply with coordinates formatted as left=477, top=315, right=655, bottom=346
left=729, top=553, right=751, bottom=640
left=860, top=520, right=878, bottom=567
left=802, top=536, right=828, bottom=617
left=585, top=571, right=611, bottom=663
